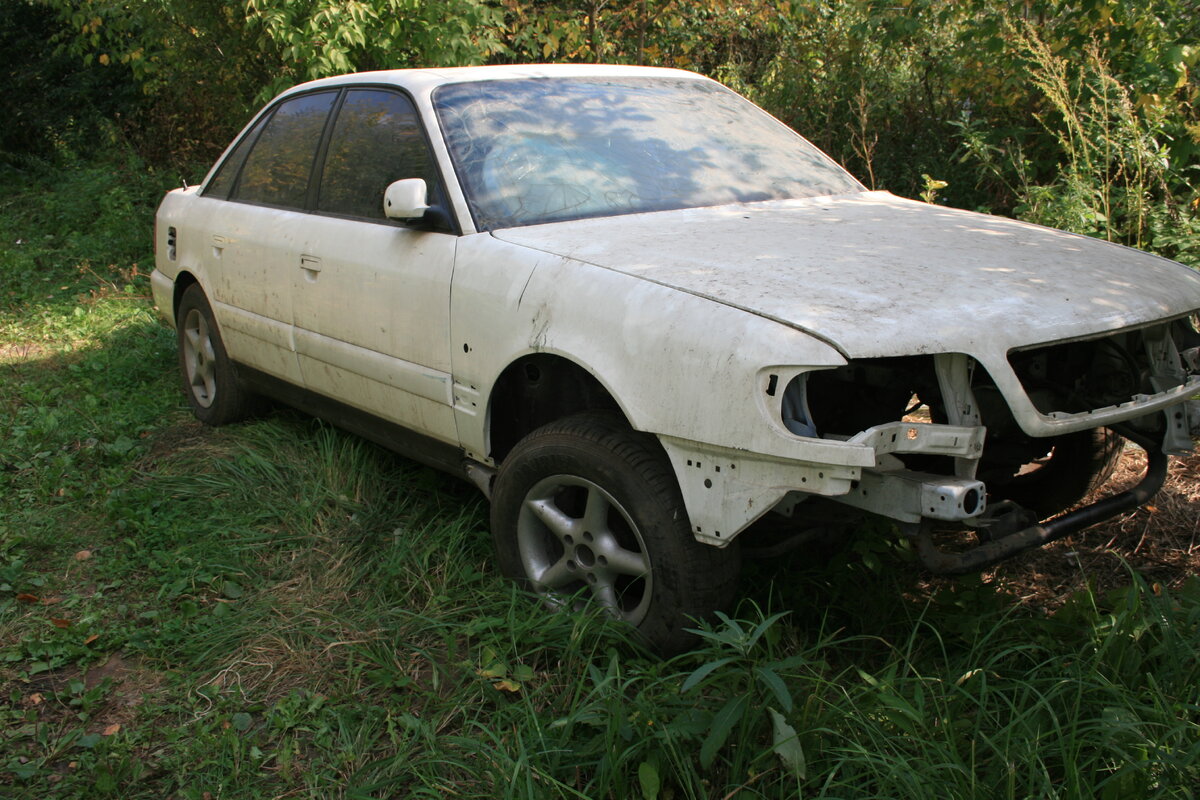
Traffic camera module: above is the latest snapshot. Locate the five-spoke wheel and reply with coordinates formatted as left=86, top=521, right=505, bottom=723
left=181, top=304, right=218, bottom=408
left=491, top=412, right=740, bottom=654
left=175, top=284, right=255, bottom=425
left=517, top=475, right=654, bottom=624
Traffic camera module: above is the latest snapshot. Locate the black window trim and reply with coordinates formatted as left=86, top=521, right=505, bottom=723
left=203, top=83, right=463, bottom=235
left=224, top=88, right=340, bottom=212
left=305, top=88, right=348, bottom=212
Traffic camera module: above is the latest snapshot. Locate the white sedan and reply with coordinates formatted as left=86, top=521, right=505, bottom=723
left=153, top=65, right=1200, bottom=652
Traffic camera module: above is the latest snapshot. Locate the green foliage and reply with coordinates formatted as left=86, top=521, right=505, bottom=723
left=0, top=2, right=136, bottom=158
left=242, top=0, right=504, bottom=99
left=958, top=22, right=1200, bottom=265
left=17, top=0, right=1200, bottom=263
left=678, top=610, right=807, bottom=774
left=494, top=0, right=790, bottom=76
left=30, top=0, right=505, bottom=163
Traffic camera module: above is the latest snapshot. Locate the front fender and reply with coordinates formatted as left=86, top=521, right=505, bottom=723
left=449, top=234, right=875, bottom=541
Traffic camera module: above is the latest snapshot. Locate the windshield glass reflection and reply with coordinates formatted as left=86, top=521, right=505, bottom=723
left=434, top=77, right=863, bottom=230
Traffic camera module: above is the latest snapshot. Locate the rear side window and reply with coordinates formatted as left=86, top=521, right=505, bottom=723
left=232, top=91, right=337, bottom=209
left=317, top=89, right=442, bottom=220
left=204, top=114, right=269, bottom=200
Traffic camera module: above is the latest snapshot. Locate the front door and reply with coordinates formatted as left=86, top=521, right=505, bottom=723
left=290, top=88, right=459, bottom=443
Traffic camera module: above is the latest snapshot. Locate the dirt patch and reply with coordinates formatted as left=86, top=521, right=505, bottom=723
left=80, top=652, right=166, bottom=733
left=978, top=446, right=1200, bottom=609
left=132, top=419, right=213, bottom=471
left=14, top=652, right=167, bottom=736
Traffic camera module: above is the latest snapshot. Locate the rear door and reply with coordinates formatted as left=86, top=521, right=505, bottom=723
left=202, top=90, right=339, bottom=385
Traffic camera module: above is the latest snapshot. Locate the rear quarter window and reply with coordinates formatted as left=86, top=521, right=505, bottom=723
left=204, top=113, right=269, bottom=200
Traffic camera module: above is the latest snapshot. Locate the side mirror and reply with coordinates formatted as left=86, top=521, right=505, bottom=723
left=383, top=178, right=431, bottom=220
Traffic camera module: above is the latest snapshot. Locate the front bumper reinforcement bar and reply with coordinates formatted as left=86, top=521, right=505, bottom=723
left=911, top=432, right=1169, bottom=575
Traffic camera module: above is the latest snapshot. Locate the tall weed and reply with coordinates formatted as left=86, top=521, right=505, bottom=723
left=958, top=24, right=1200, bottom=265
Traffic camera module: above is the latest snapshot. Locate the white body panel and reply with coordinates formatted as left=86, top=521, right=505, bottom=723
left=290, top=215, right=458, bottom=442
left=493, top=191, right=1198, bottom=360
left=161, top=191, right=305, bottom=384
left=447, top=235, right=852, bottom=460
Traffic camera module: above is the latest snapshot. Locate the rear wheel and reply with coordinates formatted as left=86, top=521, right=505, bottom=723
left=176, top=284, right=255, bottom=426
left=490, top=413, right=740, bottom=654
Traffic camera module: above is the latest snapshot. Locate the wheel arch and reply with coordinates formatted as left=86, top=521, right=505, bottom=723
left=172, top=270, right=201, bottom=318
left=486, top=352, right=629, bottom=463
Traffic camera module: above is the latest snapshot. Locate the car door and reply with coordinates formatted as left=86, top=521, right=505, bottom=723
left=290, top=88, right=459, bottom=444
left=201, top=90, right=339, bottom=385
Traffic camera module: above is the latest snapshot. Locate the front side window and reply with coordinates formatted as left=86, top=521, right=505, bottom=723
left=232, top=91, right=337, bottom=209
left=317, top=89, right=442, bottom=220
left=434, top=77, right=863, bottom=231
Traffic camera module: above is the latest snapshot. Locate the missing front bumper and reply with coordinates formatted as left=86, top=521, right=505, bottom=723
left=907, top=432, right=1169, bottom=575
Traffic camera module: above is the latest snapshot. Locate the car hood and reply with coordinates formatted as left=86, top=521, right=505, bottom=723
left=492, top=191, right=1200, bottom=359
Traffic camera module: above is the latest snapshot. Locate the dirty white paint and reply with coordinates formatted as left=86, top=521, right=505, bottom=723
left=153, top=64, right=1200, bottom=547
left=495, top=190, right=1200, bottom=438
left=494, top=191, right=1199, bottom=361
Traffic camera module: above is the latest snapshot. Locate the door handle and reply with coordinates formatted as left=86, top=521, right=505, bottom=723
left=300, top=255, right=322, bottom=274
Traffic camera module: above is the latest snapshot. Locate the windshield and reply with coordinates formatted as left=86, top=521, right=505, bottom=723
left=433, top=76, right=863, bottom=230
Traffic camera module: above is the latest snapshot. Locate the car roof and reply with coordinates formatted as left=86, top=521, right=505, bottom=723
left=274, top=64, right=712, bottom=101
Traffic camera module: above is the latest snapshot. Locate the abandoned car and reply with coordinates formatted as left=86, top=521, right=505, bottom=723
left=152, top=65, right=1200, bottom=652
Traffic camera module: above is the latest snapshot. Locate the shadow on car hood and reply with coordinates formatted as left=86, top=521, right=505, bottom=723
left=492, top=191, right=1200, bottom=359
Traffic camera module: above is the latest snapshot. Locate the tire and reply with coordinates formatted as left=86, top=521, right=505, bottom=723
left=991, top=427, right=1124, bottom=518
left=490, top=412, right=740, bottom=655
left=176, top=284, right=255, bottom=426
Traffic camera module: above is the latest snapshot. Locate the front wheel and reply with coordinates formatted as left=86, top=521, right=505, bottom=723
left=490, top=413, right=740, bottom=654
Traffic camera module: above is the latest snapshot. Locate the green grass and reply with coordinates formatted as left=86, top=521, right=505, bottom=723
left=2, top=153, right=1199, bottom=799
